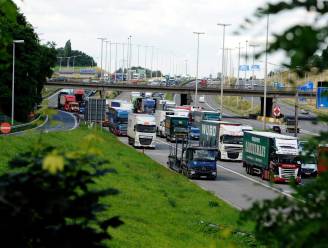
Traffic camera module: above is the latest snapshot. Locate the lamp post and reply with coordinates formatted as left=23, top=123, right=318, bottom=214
left=11, top=39, right=24, bottom=125
left=97, top=37, right=106, bottom=79
left=217, top=23, right=231, bottom=115
left=72, top=55, right=82, bottom=72
left=193, top=31, right=205, bottom=107
left=263, top=14, right=270, bottom=130
left=249, top=43, right=259, bottom=110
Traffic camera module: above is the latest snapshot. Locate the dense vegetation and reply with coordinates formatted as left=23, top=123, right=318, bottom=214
left=240, top=1, right=328, bottom=247
left=0, top=1, right=56, bottom=121
left=56, top=40, right=97, bottom=68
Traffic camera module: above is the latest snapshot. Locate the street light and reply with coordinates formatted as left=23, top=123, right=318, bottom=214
left=217, top=23, right=231, bottom=115
left=11, top=39, right=24, bottom=125
left=193, top=31, right=205, bottom=107
left=72, top=55, right=82, bottom=72
left=249, top=43, right=259, bottom=110
left=263, top=14, right=270, bottom=130
left=97, top=37, right=106, bottom=79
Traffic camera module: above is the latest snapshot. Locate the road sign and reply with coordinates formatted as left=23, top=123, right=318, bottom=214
left=316, top=87, right=328, bottom=109
left=251, top=64, right=261, bottom=71
left=239, top=65, right=249, bottom=71
left=273, top=105, right=281, bottom=117
left=0, top=122, right=11, bottom=134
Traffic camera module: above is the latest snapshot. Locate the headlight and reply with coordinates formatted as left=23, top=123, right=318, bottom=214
left=190, top=170, right=196, bottom=174
left=212, top=172, right=217, bottom=175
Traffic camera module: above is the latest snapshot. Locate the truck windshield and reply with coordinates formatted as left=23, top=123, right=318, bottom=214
left=222, top=135, right=243, bottom=145
left=192, top=149, right=217, bottom=161
left=117, top=117, right=128, bottom=124
left=135, top=124, right=156, bottom=133
left=119, top=124, right=127, bottom=131
left=277, top=155, right=301, bottom=164
left=172, top=119, right=188, bottom=127
left=204, top=113, right=220, bottom=121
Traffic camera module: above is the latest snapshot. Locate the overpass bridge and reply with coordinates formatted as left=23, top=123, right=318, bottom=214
left=45, top=79, right=316, bottom=98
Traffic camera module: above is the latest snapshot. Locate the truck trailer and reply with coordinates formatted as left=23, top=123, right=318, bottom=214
left=155, top=110, right=174, bottom=137
left=200, top=120, right=243, bottom=161
left=243, top=131, right=301, bottom=183
left=127, top=113, right=156, bottom=148
left=192, top=110, right=222, bottom=128
left=107, top=107, right=130, bottom=136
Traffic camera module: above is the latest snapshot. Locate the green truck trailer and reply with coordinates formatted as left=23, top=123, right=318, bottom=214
left=243, top=131, right=301, bottom=183
left=165, top=115, right=189, bottom=142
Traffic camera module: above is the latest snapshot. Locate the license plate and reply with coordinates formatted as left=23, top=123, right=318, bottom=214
left=200, top=176, right=207, bottom=179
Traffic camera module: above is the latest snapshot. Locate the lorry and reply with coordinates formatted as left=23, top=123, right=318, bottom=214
left=155, top=110, right=174, bottom=137
left=73, top=89, right=84, bottom=104
left=127, top=113, right=156, bottom=148
left=286, top=118, right=300, bottom=133
left=165, top=115, right=189, bottom=142
left=59, top=95, right=79, bottom=112
left=167, top=128, right=218, bottom=180
left=200, top=120, right=243, bottom=161
left=107, top=107, right=130, bottom=136
left=192, top=110, right=222, bottom=128
left=133, top=97, right=157, bottom=114
left=318, top=145, right=328, bottom=175
left=243, top=131, right=301, bottom=183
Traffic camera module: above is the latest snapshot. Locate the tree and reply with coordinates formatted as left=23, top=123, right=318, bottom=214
left=0, top=135, right=122, bottom=247
left=63, top=39, right=72, bottom=57
left=240, top=1, right=328, bottom=247
left=0, top=1, right=57, bottom=121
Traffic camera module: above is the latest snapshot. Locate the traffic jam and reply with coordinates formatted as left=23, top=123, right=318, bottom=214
left=57, top=88, right=327, bottom=184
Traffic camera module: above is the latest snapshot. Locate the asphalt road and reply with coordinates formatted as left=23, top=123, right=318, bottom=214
left=113, top=91, right=313, bottom=210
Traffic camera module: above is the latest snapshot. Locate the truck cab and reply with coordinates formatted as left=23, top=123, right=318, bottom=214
left=182, top=147, right=218, bottom=180
left=108, top=107, right=130, bottom=136
left=165, top=115, right=189, bottom=142
left=128, top=114, right=156, bottom=148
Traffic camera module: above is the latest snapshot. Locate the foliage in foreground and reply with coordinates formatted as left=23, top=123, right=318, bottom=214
left=240, top=1, right=328, bottom=247
left=0, top=134, right=122, bottom=248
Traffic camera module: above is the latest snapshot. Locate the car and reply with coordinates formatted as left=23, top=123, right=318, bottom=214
left=272, top=125, right=282, bottom=133
left=300, top=109, right=309, bottom=115
left=199, top=96, right=205, bottom=103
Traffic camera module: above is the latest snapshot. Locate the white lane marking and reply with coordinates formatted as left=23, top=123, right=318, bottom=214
left=55, top=110, right=78, bottom=131
left=157, top=137, right=294, bottom=199
left=217, top=164, right=294, bottom=199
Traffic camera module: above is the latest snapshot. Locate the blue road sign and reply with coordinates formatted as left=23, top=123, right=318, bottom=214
left=316, top=87, right=328, bottom=109
left=251, top=64, right=261, bottom=71
left=298, top=81, right=314, bottom=91
left=239, top=65, right=249, bottom=71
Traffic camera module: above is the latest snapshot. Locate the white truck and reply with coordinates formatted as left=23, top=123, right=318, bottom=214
left=200, top=120, right=243, bottom=161
left=155, top=110, right=174, bottom=137
left=127, top=113, right=156, bottom=148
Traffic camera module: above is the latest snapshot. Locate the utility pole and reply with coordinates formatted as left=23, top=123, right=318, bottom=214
left=249, top=44, right=259, bottom=110
left=193, top=31, right=205, bottom=108
left=263, top=15, right=270, bottom=130
left=217, top=23, right=231, bottom=115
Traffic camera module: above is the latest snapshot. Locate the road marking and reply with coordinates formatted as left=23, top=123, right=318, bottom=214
left=58, top=110, right=78, bottom=131
left=7, top=115, right=49, bottom=135
left=217, top=164, right=294, bottom=199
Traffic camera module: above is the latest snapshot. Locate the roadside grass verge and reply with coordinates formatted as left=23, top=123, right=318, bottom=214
left=0, top=127, right=258, bottom=247
left=216, top=96, right=260, bottom=116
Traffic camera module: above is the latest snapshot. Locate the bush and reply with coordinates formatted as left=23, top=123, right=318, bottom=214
left=0, top=136, right=122, bottom=247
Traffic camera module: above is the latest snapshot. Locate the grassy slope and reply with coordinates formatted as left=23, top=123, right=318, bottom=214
left=0, top=128, right=257, bottom=247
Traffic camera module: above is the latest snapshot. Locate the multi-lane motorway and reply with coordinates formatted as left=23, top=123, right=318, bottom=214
left=113, top=92, right=312, bottom=210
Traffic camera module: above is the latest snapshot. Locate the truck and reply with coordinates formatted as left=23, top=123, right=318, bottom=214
left=155, top=110, right=174, bottom=137
left=73, top=89, right=84, bottom=104
left=318, top=145, right=328, bottom=175
left=243, top=131, right=301, bottom=183
left=133, top=97, right=157, bottom=114
left=286, top=118, right=300, bottom=133
left=200, top=120, right=243, bottom=161
left=192, top=110, right=222, bottom=128
left=107, top=107, right=130, bottom=136
left=57, top=91, right=68, bottom=109
left=167, top=128, right=218, bottom=180
left=127, top=113, right=156, bottom=148
left=59, top=95, right=79, bottom=112
left=165, top=115, right=189, bottom=142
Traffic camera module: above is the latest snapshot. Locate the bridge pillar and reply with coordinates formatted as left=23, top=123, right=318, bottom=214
left=180, top=94, right=192, bottom=106
left=260, top=97, right=273, bottom=117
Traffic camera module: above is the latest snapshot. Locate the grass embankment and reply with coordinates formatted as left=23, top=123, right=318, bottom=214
left=0, top=127, right=257, bottom=247
left=216, top=96, right=260, bottom=116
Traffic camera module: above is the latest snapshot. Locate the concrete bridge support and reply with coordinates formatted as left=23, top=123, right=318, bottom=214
left=260, top=97, right=273, bottom=117
left=178, top=94, right=192, bottom=106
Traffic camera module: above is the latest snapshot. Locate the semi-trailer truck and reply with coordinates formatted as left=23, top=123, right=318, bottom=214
left=192, top=110, right=222, bottom=128
left=155, top=110, right=174, bottom=137
left=127, top=113, right=156, bottom=148
left=243, top=131, right=301, bottom=183
left=200, top=120, right=243, bottom=161
left=133, top=97, right=157, bottom=114
left=59, top=95, right=79, bottom=112
left=165, top=115, right=189, bottom=142
left=107, top=107, right=130, bottom=136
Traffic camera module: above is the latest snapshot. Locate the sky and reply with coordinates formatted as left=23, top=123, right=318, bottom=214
left=14, top=0, right=314, bottom=78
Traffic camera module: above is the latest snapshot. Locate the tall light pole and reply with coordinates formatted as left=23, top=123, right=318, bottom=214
left=72, top=55, right=82, bottom=72
left=109, top=41, right=112, bottom=75
left=150, top=46, right=154, bottom=78
left=263, top=15, right=270, bottom=130
left=217, top=23, right=231, bottom=115
left=249, top=43, right=259, bottom=109
left=105, top=40, right=110, bottom=76
left=11, top=39, right=24, bottom=125
left=236, top=43, right=241, bottom=87
left=97, top=37, right=106, bottom=79
left=144, top=45, right=148, bottom=79
left=185, top=59, right=188, bottom=76
left=193, top=31, right=205, bottom=107
left=245, top=40, right=248, bottom=82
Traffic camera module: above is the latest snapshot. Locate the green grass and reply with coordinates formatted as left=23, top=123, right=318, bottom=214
left=0, top=127, right=258, bottom=247
left=216, top=96, right=261, bottom=116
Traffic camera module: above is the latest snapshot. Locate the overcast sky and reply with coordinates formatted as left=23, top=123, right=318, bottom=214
left=14, top=0, right=313, bottom=77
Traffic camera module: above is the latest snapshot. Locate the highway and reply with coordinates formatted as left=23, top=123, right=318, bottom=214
left=112, top=92, right=306, bottom=210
